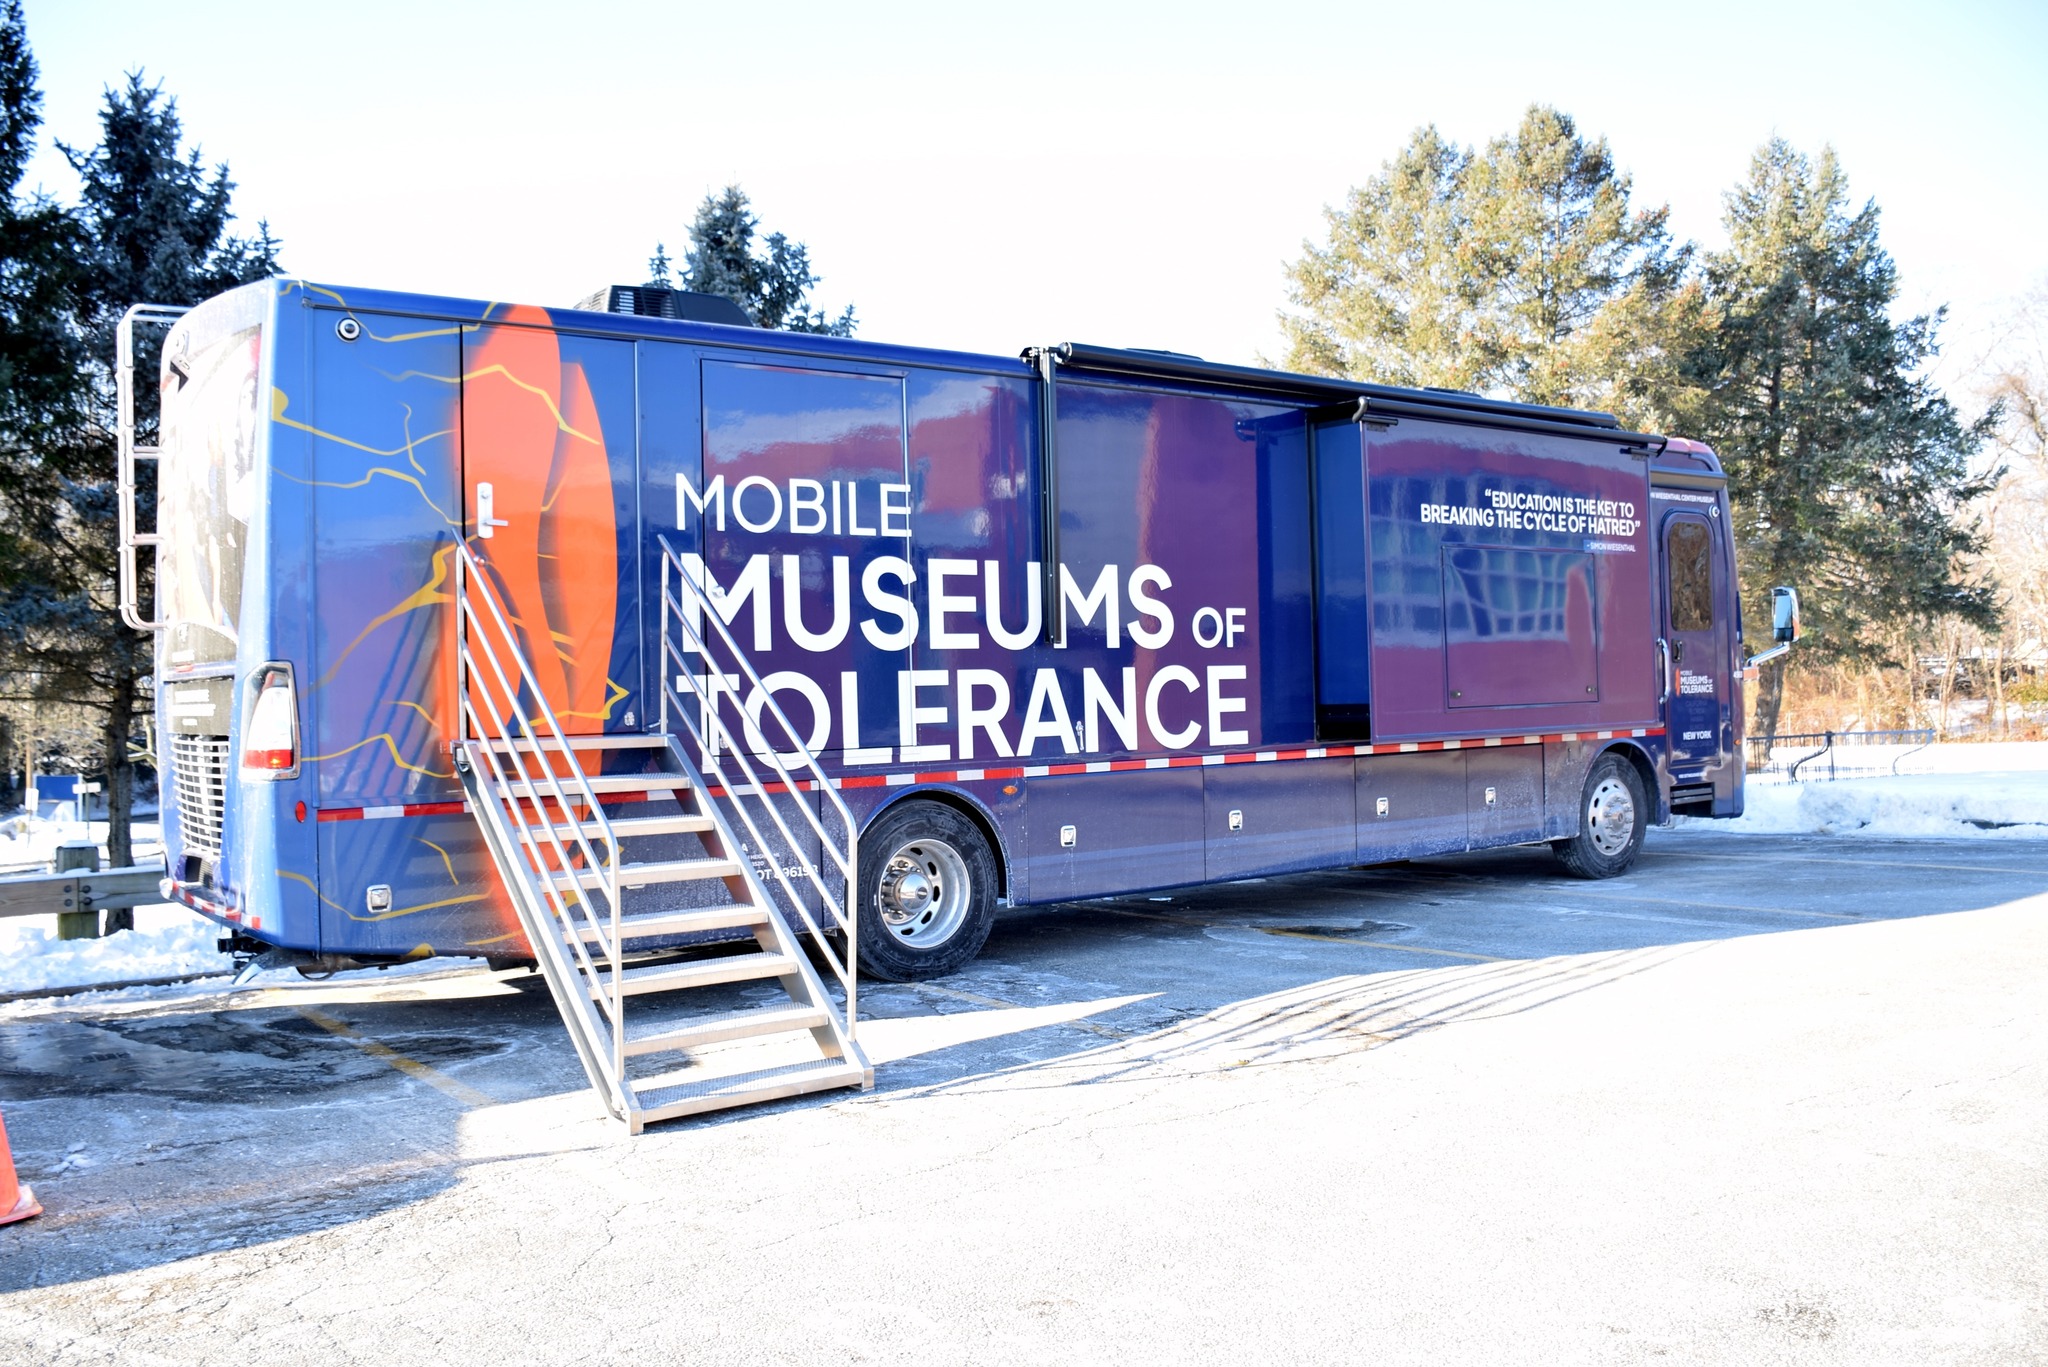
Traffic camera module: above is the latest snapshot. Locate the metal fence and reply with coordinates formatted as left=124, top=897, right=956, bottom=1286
left=1744, top=729, right=1935, bottom=783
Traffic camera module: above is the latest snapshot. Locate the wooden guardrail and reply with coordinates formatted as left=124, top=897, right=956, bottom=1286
left=0, top=866, right=168, bottom=920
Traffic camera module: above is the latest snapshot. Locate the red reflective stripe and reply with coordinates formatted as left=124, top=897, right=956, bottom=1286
left=309, top=726, right=1670, bottom=820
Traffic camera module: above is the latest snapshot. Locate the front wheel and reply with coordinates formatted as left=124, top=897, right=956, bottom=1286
left=1551, top=753, right=1647, bottom=879
left=855, top=801, right=998, bottom=981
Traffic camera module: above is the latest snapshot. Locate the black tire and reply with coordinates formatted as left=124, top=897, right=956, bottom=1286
left=855, top=800, right=999, bottom=981
left=1551, top=752, right=1648, bottom=879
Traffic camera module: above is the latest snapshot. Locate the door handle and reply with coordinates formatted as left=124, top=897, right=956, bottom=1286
left=1657, top=638, right=1671, bottom=704
left=475, top=482, right=510, bottom=539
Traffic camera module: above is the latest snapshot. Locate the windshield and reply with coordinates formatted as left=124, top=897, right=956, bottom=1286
left=159, top=315, right=263, bottom=669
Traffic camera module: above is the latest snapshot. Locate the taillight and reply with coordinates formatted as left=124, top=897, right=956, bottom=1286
left=241, top=663, right=299, bottom=778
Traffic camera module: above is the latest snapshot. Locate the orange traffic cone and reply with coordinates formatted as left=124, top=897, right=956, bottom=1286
left=0, top=1109, right=41, bottom=1225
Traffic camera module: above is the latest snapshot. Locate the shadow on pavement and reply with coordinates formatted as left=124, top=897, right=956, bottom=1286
left=4, top=830, right=2044, bottom=1290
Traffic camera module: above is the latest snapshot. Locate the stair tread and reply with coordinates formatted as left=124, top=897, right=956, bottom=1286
left=590, top=949, right=798, bottom=996
left=623, top=1002, right=831, bottom=1054
left=482, top=734, right=670, bottom=752
left=578, top=773, right=693, bottom=794
left=541, top=813, right=714, bottom=840
left=553, top=857, right=742, bottom=889
left=572, top=902, right=769, bottom=940
left=631, top=1056, right=868, bottom=1119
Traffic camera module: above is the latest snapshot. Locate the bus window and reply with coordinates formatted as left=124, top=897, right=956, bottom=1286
left=1666, top=520, right=1714, bottom=631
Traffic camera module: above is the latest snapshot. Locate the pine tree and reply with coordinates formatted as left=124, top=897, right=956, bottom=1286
left=670, top=185, right=856, bottom=336
left=644, top=241, right=672, bottom=288
left=1693, top=140, right=1995, bottom=736
left=0, top=0, right=92, bottom=819
left=1280, top=125, right=1479, bottom=390
left=1280, top=107, right=1699, bottom=429
left=1461, top=108, right=1694, bottom=418
left=0, top=64, right=278, bottom=872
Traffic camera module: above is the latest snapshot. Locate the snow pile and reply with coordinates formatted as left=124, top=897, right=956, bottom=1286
left=0, top=813, right=163, bottom=875
left=1683, top=772, right=2048, bottom=839
left=0, top=903, right=234, bottom=995
left=1752, top=740, right=2048, bottom=784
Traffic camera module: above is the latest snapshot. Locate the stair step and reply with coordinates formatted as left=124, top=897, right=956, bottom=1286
left=572, top=902, right=769, bottom=942
left=591, top=950, right=799, bottom=997
left=578, top=773, right=694, bottom=795
left=623, top=1002, right=831, bottom=1057
left=541, top=812, right=716, bottom=842
left=551, top=857, right=742, bottom=889
left=630, top=1057, right=870, bottom=1125
left=483, top=734, right=670, bottom=753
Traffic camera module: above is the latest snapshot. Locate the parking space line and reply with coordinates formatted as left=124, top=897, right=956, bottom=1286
left=1098, top=906, right=1505, bottom=961
left=1332, top=867, right=1864, bottom=923
left=1653, top=847, right=2048, bottom=878
left=1538, top=888, right=1861, bottom=921
left=295, top=1006, right=497, bottom=1108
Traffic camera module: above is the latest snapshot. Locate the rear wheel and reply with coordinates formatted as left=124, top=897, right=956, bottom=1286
left=1551, top=752, right=1647, bottom=879
left=855, top=801, right=998, bottom=981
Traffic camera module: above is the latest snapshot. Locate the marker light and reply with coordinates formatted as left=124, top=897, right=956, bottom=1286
left=241, top=663, right=300, bottom=778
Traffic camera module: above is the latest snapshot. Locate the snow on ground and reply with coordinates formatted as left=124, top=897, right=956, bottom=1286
left=1, top=812, right=227, bottom=995
left=1680, top=771, right=2048, bottom=839
left=0, top=903, right=234, bottom=996
left=0, top=811, right=162, bottom=875
left=5, top=760, right=2045, bottom=999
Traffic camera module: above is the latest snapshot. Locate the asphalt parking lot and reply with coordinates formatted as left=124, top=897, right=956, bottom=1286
left=2, top=828, right=2045, bottom=1365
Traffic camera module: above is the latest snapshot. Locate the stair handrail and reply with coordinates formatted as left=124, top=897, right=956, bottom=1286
left=656, top=536, right=858, bottom=1034
left=116, top=303, right=191, bottom=632
left=452, top=537, right=627, bottom=1054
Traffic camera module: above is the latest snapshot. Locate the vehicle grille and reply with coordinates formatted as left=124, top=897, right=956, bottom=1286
left=171, top=732, right=230, bottom=859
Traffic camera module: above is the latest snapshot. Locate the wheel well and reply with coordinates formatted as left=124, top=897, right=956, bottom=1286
left=864, top=788, right=1011, bottom=899
left=1602, top=741, right=1661, bottom=821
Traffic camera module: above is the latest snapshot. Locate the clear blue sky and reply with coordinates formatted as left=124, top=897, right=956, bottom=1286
left=23, top=0, right=2048, bottom=378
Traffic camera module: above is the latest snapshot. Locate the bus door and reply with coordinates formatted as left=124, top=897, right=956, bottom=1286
left=460, top=318, right=643, bottom=737
left=1659, top=509, right=1731, bottom=774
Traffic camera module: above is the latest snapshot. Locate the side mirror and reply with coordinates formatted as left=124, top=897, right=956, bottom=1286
left=1746, top=586, right=1801, bottom=672
left=1771, top=586, right=1800, bottom=643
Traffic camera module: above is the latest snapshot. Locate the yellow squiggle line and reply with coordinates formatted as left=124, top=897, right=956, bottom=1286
left=388, top=699, right=439, bottom=729
left=269, top=389, right=455, bottom=524
left=367, top=323, right=463, bottom=343
left=277, top=868, right=348, bottom=914
left=415, top=837, right=459, bottom=886
left=550, top=678, right=630, bottom=724
left=272, top=385, right=454, bottom=458
left=380, top=363, right=599, bottom=445
left=304, top=731, right=455, bottom=780
left=312, top=543, right=454, bottom=691
left=399, top=404, right=432, bottom=484
left=349, top=892, right=488, bottom=924
left=273, top=465, right=456, bottom=525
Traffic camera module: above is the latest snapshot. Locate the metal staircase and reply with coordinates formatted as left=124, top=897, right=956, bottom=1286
left=451, top=537, right=869, bottom=1132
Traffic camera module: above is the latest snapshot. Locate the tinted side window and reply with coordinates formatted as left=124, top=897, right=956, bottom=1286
left=1666, top=520, right=1713, bottom=631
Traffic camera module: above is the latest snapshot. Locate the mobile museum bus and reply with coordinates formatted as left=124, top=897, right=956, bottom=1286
left=120, top=280, right=1799, bottom=1127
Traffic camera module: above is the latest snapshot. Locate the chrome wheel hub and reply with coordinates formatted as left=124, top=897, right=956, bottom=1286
left=875, top=837, right=972, bottom=946
left=1587, top=776, right=1637, bottom=857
